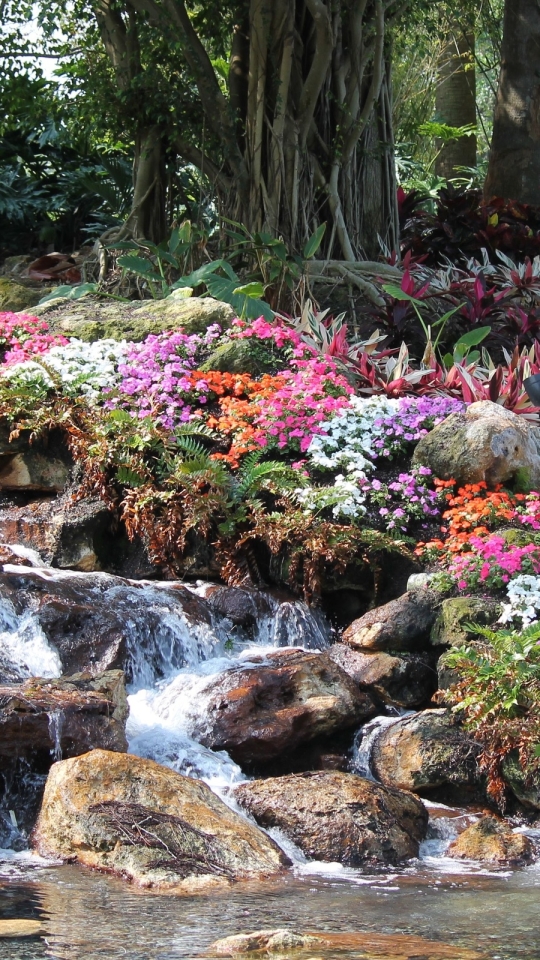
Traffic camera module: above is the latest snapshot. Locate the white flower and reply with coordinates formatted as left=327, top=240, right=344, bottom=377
left=499, top=574, right=540, bottom=627
left=2, top=338, right=129, bottom=403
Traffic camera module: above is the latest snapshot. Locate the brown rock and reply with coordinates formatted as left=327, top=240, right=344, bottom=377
left=447, top=816, right=534, bottom=864
left=234, top=771, right=428, bottom=865
left=371, top=708, right=483, bottom=801
left=329, top=644, right=436, bottom=707
left=342, top=589, right=440, bottom=653
left=413, top=399, right=540, bottom=488
left=208, top=929, right=486, bottom=959
left=0, top=451, right=70, bottom=492
left=192, top=649, right=376, bottom=764
left=0, top=670, right=128, bottom=761
left=0, top=494, right=113, bottom=571
left=32, top=750, right=289, bottom=892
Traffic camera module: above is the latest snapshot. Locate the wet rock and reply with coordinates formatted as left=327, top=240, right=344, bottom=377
left=413, top=399, right=540, bottom=489
left=431, top=597, right=502, bottom=648
left=371, top=708, right=483, bottom=801
left=234, top=771, right=428, bottom=865
left=33, top=295, right=235, bottom=340
left=342, top=589, right=440, bottom=653
left=328, top=644, right=436, bottom=708
left=0, top=919, right=45, bottom=938
left=447, top=815, right=533, bottom=864
left=0, top=494, right=113, bottom=571
left=0, top=670, right=128, bottom=762
left=0, top=565, right=218, bottom=679
left=202, top=585, right=273, bottom=629
left=501, top=751, right=540, bottom=810
left=32, top=749, right=289, bottom=892
left=209, top=930, right=320, bottom=955
left=192, top=649, right=376, bottom=764
left=208, top=929, right=486, bottom=959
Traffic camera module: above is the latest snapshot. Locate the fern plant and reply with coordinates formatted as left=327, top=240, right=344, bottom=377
left=445, top=620, right=540, bottom=807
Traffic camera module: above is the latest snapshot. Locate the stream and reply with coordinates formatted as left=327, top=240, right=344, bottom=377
left=1, top=562, right=539, bottom=959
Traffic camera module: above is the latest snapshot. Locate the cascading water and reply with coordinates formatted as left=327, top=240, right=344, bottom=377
left=0, top=559, right=334, bottom=834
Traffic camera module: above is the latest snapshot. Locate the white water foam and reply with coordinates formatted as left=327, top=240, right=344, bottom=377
left=0, top=596, right=62, bottom=678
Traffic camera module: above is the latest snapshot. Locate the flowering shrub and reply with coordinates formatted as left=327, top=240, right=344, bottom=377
left=499, top=575, right=540, bottom=628
left=105, top=326, right=221, bottom=428
left=3, top=339, right=130, bottom=401
left=190, top=370, right=287, bottom=466
left=448, top=534, right=540, bottom=591
left=361, top=466, right=442, bottom=534
left=418, top=482, right=540, bottom=560
left=0, top=311, right=68, bottom=363
left=253, top=357, right=353, bottom=454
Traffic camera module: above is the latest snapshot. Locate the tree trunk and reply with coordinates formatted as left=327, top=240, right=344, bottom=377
left=122, top=0, right=406, bottom=261
left=485, top=0, right=540, bottom=203
left=435, top=25, right=476, bottom=180
left=129, top=127, right=168, bottom=243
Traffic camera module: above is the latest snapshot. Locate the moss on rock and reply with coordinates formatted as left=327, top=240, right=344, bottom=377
left=200, top=338, right=281, bottom=375
left=29, top=295, right=235, bottom=341
left=431, top=597, right=501, bottom=648
left=0, top=279, right=45, bottom=313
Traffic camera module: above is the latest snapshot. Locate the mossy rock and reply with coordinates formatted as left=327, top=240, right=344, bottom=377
left=29, top=295, right=235, bottom=341
left=499, top=526, right=540, bottom=548
left=502, top=750, right=540, bottom=810
left=430, top=596, right=501, bottom=648
left=200, top=338, right=280, bottom=375
left=0, top=278, right=45, bottom=312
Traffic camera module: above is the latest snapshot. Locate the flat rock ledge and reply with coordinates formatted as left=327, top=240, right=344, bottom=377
left=32, top=750, right=289, bottom=893
left=207, top=928, right=486, bottom=959
left=234, top=771, right=428, bottom=865
left=0, top=671, right=128, bottom=760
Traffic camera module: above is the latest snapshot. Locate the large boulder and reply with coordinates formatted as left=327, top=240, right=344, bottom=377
left=447, top=816, right=533, bottom=865
left=342, top=589, right=440, bottom=653
left=413, top=400, right=540, bottom=489
left=234, top=771, right=428, bottom=865
left=32, top=750, right=289, bottom=892
left=0, top=670, right=128, bottom=761
left=328, top=644, right=436, bottom=708
left=31, top=295, right=235, bottom=340
left=371, top=708, right=483, bottom=801
left=191, top=649, right=376, bottom=764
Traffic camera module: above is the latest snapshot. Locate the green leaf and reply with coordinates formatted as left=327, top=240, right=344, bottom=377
left=175, top=259, right=235, bottom=289
left=381, top=283, right=421, bottom=303
left=453, top=325, right=492, bottom=352
left=38, top=282, right=99, bottom=304
left=533, top=745, right=540, bottom=758
left=233, top=281, right=265, bottom=298
left=303, top=222, right=326, bottom=259
left=115, top=466, right=146, bottom=487
left=117, top=255, right=161, bottom=281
